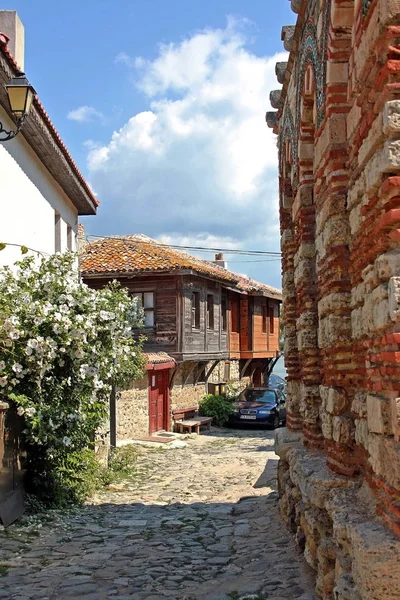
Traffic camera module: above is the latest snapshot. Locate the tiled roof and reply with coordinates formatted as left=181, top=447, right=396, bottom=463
left=203, top=261, right=282, bottom=300
left=145, top=352, right=176, bottom=365
left=81, top=235, right=239, bottom=283
left=0, top=33, right=98, bottom=212
left=81, top=234, right=282, bottom=299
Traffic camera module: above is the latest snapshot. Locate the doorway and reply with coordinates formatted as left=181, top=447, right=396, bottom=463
left=148, top=369, right=170, bottom=434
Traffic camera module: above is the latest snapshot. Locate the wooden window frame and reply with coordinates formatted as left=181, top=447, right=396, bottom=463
left=231, top=296, right=240, bottom=334
left=269, top=305, right=275, bottom=335
left=207, top=294, right=214, bottom=330
left=221, top=293, right=227, bottom=332
left=132, top=292, right=155, bottom=328
left=192, top=291, right=200, bottom=330
left=262, top=304, right=267, bottom=334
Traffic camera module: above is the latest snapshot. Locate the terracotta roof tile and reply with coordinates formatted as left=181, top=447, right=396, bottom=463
left=81, top=235, right=282, bottom=299
left=144, top=352, right=176, bottom=365
left=81, top=235, right=239, bottom=283
left=203, top=261, right=282, bottom=300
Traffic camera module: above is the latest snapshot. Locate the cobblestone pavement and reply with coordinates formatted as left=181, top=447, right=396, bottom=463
left=0, top=429, right=315, bottom=600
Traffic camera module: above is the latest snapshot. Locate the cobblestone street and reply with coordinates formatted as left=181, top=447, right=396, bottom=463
left=0, top=429, right=314, bottom=600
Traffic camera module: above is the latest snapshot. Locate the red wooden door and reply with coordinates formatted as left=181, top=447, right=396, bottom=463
left=148, top=369, right=170, bottom=434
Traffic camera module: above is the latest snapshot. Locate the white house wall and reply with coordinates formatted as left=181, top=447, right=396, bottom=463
left=0, top=106, right=78, bottom=267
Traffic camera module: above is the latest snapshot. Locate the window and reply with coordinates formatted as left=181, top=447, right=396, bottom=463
left=54, top=212, right=61, bottom=252
left=262, top=305, right=268, bottom=334
left=132, top=292, right=155, bottom=327
left=269, top=306, right=275, bottom=334
left=231, top=296, right=240, bottom=333
left=192, top=292, right=200, bottom=329
left=207, top=294, right=214, bottom=330
left=67, top=225, right=73, bottom=251
left=221, top=293, right=227, bottom=332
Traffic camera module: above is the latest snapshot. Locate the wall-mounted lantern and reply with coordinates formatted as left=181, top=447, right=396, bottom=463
left=0, top=72, right=35, bottom=142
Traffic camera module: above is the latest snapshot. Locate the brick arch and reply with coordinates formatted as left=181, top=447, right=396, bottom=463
left=279, top=107, right=298, bottom=189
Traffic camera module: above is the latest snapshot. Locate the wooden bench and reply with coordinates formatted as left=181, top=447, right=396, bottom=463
left=172, top=407, right=213, bottom=434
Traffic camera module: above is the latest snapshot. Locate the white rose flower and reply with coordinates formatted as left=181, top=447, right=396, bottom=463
left=25, top=407, right=36, bottom=417
left=62, top=436, right=72, bottom=447
left=25, top=346, right=33, bottom=356
left=0, top=361, right=5, bottom=371
left=12, top=363, right=23, bottom=374
left=0, top=376, right=7, bottom=387
left=17, top=406, right=25, bottom=416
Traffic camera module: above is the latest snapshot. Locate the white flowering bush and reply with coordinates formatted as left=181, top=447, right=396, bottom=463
left=0, top=252, right=145, bottom=505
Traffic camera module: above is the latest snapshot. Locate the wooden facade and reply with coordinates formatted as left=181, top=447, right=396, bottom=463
left=228, top=291, right=280, bottom=360
left=84, top=273, right=230, bottom=362
left=85, top=272, right=281, bottom=365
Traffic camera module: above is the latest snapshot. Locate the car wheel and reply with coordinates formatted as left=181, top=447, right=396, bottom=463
left=273, top=414, right=280, bottom=429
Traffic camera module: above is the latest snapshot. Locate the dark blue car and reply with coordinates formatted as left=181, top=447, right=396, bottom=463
left=229, top=387, right=286, bottom=429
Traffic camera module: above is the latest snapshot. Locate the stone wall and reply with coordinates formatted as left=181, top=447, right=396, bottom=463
left=267, top=1, right=400, bottom=598
left=170, top=360, right=249, bottom=412
left=116, top=375, right=149, bottom=443
left=115, top=360, right=250, bottom=442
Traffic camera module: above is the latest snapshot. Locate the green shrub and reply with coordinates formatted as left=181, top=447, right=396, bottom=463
left=199, top=394, right=234, bottom=427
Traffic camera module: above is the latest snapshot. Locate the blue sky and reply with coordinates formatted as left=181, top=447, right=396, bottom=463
left=5, top=1, right=295, bottom=287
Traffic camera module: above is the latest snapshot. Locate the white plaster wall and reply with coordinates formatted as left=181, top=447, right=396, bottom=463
left=0, top=106, right=78, bottom=267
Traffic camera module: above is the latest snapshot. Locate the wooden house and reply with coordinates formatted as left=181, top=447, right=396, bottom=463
left=81, top=235, right=282, bottom=442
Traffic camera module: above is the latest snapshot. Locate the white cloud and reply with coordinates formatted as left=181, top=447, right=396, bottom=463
left=67, top=105, right=104, bottom=124
left=86, top=19, right=285, bottom=287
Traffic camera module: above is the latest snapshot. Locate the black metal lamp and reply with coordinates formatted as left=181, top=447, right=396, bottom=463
left=0, top=72, right=36, bottom=142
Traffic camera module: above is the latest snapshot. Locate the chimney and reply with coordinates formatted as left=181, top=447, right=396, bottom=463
left=77, top=223, right=87, bottom=255
left=0, top=11, right=25, bottom=70
left=214, top=252, right=227, bottom=269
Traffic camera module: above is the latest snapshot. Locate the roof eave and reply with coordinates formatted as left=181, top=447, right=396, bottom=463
left=0, top=45, right=98, bottom=216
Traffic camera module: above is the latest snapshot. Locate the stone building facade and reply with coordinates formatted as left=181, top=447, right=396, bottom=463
left=116, top=360, right=250, bottom=443
left=267, top=1, right=400, bottom=599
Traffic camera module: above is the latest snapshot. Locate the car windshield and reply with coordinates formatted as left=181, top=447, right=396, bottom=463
left=242, top=390, right=276, bottom=404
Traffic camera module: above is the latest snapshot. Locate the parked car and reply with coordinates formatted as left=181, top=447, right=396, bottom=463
left=229, top=387, right=286, bottom=428
left=268, top=373, right=286, bottom=391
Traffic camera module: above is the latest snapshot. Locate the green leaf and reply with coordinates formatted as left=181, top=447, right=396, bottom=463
left=0, top=243, right=6, bottom=251
left=20, top=245, right=29, bottom=255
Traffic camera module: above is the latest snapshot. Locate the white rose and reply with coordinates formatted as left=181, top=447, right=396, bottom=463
left=17, top=406, right=25, bottom=416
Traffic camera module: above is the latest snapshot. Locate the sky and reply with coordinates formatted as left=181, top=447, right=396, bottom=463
left=5, top=1, right=295, bottom=288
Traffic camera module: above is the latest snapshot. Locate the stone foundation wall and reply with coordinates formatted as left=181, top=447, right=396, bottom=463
left=170, top=360, right=250, bottom=412
left=276, top=429, right=400, bottom=600
left=116, top=375, right=149, bottom=442
left=115, top=360, right=250, bottom=441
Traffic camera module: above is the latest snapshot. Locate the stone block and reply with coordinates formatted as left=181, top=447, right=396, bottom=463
left=383, top=100, right=400, bottom=135
left=375, top=252, right=400, bottom=282
left=388, top=277, right=400, bottom=323
left=274, top=427, right=303, bottom=460
left=351, top=392, right=367, bottom=418
left=367, top=394, right=393, bottom=435
left=297, top=327, right=318, bottom=351
left=325, top=388, right=349, bottom=416
left=332, top=416, right=354, bottom=446
left=355, top=418, right=369, bottom=449
left=319, top=315, right=352, bottom=348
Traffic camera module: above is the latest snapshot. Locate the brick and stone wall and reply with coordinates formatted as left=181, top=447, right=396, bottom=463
left=268, top=1, right=400, bottom=598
